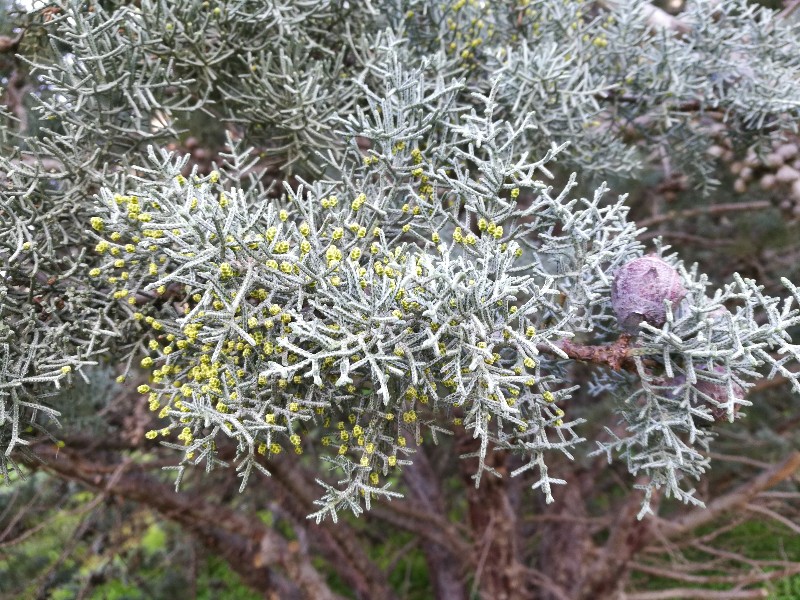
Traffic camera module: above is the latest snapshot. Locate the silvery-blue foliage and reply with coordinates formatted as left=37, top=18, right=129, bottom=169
left=2, top=0, right=800, bottom=519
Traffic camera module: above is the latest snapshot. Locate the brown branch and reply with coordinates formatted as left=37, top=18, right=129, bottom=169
left=707, top=452, right=772, bottom=470
left=597, top=0, right=690, bottom=34
left=544, top=334, right=794, bottom=389
left=744, top=502, right=800, bottom=535
left=547, top=334, right=638, bottom=372
left=264, top=455, right=401, bottom=600
left=0, top=31, right=24, bottom=54
left=534, top=470, right=597, bottom=600
left=397, top=439, right=472, bottom=599
left=688, top=540, right=775, bottom=569
left=368, top=501, right=472, bottom=563
left=524, top=568, right=574, bottom=600
left=195, top=435, right=427, bottom=600
left=579, top=479, right=661, bottom=598
left=778, top=0, right=800, bottom=20
left=23, top=443, right=344, bottom=600
left=456, top=431, right=534, bottom=600
left=199, top=438, right=398, bottom=600
left=660, top=452, right=800, bottom=540
left=757, top=490, right=800, bottom=500
left=2, top=67, right=29, bottom=133
left=637, top=201, right=773, bottom=229
left=637, top=230, right=739, bottom=246
left=630, top=560, right=800, bottom=586
left=524, top=513, right=611, bottom=525
left=625, top=588, right=767, bottom=599
left=674, top=513, right=747, bottom=550
left=751, top=374, right=790, bottom=393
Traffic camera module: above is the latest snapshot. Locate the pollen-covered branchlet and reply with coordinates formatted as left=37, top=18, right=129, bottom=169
left=611, top=256, right=687, bottom=331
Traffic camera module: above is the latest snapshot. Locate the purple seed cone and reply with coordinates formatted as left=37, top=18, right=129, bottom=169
left=611, top=256, right=687, bottom=331
left=664, top=367, right=746, bottom=424
left=695, top=366, right=746, bottom=422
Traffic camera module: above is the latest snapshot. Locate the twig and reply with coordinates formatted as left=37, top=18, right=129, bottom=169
left=524, top=567, right=573, bottom=600
left=778, top=0, right=800, bottom=20
left=750, top=374, right=790, bottom=393
left=624, top=586, right=767, bottom=599
left=24, top=443, right=346, bottom=600
left=661, top=452, right=800, bottom=539
left=543, top=334, right=638, bottom=371
left=0, top=31, right=24, bottom=54
left=708, top=452, right=772, bottom=469
left=470, top=511, right=496, bottom=600
left=744, top=503, right=800, bottom=535
left=637, top=201, right=773, bottom=228
left=598, top=0, right=690, bottom=34
left=638, top=230, right=738, bottom=246
left=630, top=559, right=800, bottom=585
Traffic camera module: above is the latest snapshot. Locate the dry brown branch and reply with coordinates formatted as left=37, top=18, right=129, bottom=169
left=689, top=541, right=791, bottom=570
left=0, top=32, right=24, bottom=54
left=637, top=230, right=740, bottom=246
left=598, top=0, right=690, bottom=34
left=757, top=490, right=800, bottom=500
left=744, top=502, right=800, bottom=535
left=637, top=201, right=773, bottom=229
left=681, top=514, right=748, bottom=548
left=708, top=452, right=773, bottom=470
left=269, top=473, right=403, bottom=598
left=579, top=479, right=661, bottom=597
left=661, top=452, right=800, bottom=539
left=630, top=560, right=800, bottom=586
left=1, top=68, right=29, bottom=133
left=234, top=450, right=401, bottom=600
left=524, top=568, right=574, bottom=600
left=24, top=443, right=346, bottom=600
left=778, top=0, right=800, bottom=20
left=540, top=334, right=639, bottom=371
left=751, top=374, right=790, bottom=393
left=624, top=587, right=767, bottom=599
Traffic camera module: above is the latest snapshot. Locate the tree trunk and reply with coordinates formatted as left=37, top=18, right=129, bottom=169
left=403, top=441, right=469, bottom=599
left=571, top=491, right=656, bottom=599
left=535, top=472, right=595, bottom=600
left=457, top=432, right=533, bottom=600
